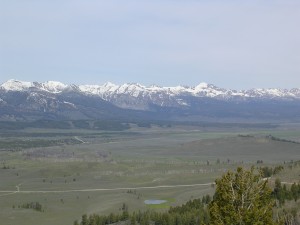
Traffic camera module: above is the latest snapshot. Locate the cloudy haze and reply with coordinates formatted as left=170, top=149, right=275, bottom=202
left=0, top=0, right=299, bottom=89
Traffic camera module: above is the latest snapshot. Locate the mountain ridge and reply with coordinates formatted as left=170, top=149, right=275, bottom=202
left=1, top=79, right=300, bottom=99
left=1, top=79, right=300, bottom=122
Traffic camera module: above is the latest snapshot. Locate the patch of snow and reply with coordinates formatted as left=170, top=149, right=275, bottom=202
left=176, top=99, right=189, bottom=106
left=116, top=83, right=144, bottom=96
left=63, top=101, right=76, bottom=107
left=291, top=88, right=300, bottom=97
left=194, top=82, right=209, bottom=90
left=1, top=79, right=33, bottom=91
left=40, top=81, right=68, bottom=93
left=147, top=85, right=162, bottom=92
left=79, top=82, right=119, bottom=96
left=0, top=98, right=6, bottom=105
left=166, top=86, right=187, bottom=95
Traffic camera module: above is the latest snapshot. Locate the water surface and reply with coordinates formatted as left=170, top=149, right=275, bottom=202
left=144, top=200, right=167, bottom=205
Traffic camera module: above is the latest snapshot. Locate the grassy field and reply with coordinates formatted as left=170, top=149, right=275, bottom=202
left=1, top=123, right=300, bottom=225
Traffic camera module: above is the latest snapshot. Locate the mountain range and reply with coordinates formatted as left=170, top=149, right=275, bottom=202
left=1, top=79, right=300, bottom=122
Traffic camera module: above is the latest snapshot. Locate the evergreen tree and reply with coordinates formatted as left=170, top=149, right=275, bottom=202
left=80, top=214, right=88, bottom=225
left=131, top=212, right=137, bottom=225
left=290, top=183, right=298, bottom=202
left=273, top=178, right=285, bottom=206
left=209, top=167, right=277, bottom=225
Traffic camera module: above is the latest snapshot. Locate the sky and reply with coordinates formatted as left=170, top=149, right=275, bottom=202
left=0, top=0, right=299, bottom=89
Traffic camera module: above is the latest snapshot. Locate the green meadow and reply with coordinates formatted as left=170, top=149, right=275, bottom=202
left=1, top=123, right=300, bottom=225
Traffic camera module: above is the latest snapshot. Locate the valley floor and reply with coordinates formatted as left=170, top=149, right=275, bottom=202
left=1, top=124, right=300, bottom=225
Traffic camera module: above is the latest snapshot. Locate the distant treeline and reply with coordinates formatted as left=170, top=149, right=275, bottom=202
left=0, top=138, right=81, bottom=151
left=238, top=134, right=299, bottom=145
left=273, top=179, right=300, bottom=206
left=74, top=197, right=211, bottom=225
left=0, top=120, right=130, bottom=131
left=260, top=166, right=284, bottom=178
left=0, top=119, right=277, bottom=131
left=13, top=202, right=43, bottom=212
left=266, top=135, right=300, bottom=144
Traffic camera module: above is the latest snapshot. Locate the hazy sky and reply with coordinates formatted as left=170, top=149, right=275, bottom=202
left=0, top=0, right=299, bottom=89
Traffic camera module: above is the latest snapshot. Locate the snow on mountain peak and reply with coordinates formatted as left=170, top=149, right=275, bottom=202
left=116, top=83, right=145, bottom=97
left=40, top=81, right=68, bottom=93
left=0, top=80, right=70, bottom=93
left=103, top=82, right=117, bottom=87
left=1, top=79, right=34, bottom=91
left=166, top=85, right=187, bottom=95
left=78, top=82, right=120, bottom=96
left=191, top=82, right=227, bottom=97
left=1, top=79, right=300, bottom=100
left=195, top=82, right=209, bottom=89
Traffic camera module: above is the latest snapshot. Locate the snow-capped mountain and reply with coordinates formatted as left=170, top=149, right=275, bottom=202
left=2, top=79, right=300, bottom=105
left=1, top=80, right=34, bottom=92
left=1, top=80, right=68, bottom=93
left=1, top=79, right=300, bottom=121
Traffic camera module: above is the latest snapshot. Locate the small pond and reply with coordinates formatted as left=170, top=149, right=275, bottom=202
left=144, top=200, right=167, bottom=205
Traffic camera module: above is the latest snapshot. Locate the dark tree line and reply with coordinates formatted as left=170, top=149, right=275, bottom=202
left=13, top=202, right=43, bottom=212
left=260, top=166, right=284, bottom=178
left=74, top=198, right=211, bottom=225
left=273, top=178, right=300, bottom=206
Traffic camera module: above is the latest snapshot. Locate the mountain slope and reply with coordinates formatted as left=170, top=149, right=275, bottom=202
left=1, top=79, right=300, bottom=122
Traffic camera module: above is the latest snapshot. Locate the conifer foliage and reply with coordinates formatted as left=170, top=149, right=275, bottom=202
left=209, top=167, right=276, bottom=225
